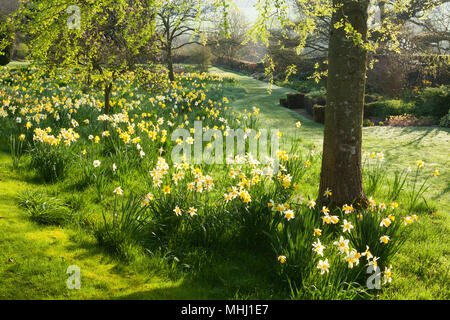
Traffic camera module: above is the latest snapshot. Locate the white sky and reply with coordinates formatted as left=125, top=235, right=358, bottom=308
left=234, top=0, right=258, bottom=21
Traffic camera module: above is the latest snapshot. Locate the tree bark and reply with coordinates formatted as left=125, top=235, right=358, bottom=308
left=318, top=0, right=369, bottom=208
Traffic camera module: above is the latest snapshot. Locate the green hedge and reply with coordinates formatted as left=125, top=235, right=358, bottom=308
left=364, top=100, right=415, bottom=118
left=414, top=86, right=450, bottom=119
left=365, top=86, right=449, bottom=120
left=313, top=104, right=325, bottom=124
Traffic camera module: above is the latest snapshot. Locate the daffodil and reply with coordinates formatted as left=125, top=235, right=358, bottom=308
left=317, top=259, right=330, bottom=274
left=284, top=209, right=295, bottom=221
left=383, top=265, right=393, bottom=284
left=113, top=186, right=123, bottom=195
left=380, top=235, right=390, bottom=244
left=342, top=219, right=354, bottom=233
left=188, top=207, right=198, bottom=217
left=312, top=239, right=325, bottom=257
left=380, top=217, right=392, bottom=227
left=173, top=206, right=182, bottom=216
left=333, top=236, right=349, bottom=254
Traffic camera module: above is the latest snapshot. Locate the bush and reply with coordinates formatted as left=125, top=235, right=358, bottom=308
left=14, top=42, right=29, bottom=60
left=363, top=119, right=375, bottom=127
left=364, top=100, right=415, bottom=118
left=414, top=86, right=450, bottom=119
left=18, top=190, right=73, bottom=226
left=439, top=110, right=450, bottom=128
left=385, top=114, right=435, bottom=127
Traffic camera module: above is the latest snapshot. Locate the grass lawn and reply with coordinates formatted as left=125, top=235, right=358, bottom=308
left=212, top=66, right=450, bottom=299
left=0, top=64, right=448, bottom=300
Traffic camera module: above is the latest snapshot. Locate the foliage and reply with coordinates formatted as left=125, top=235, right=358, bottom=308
left=14, top=42, right=29, bottom=60
left=0, top=59, right=445, bottom=300
left=385, top=114, right=435, bottom=127
left=17, top=190, right=73, bottom=226
left=363, top=152, right=385, bottom=196
left=414, top=85, right=450, bottom=119
left=365, top=100, right=415, bottom=119
left=0, top=14, right=14, bottom=66
left=94, top=193, right=149, bottom=259
left=8, top=0, right=159, bottom=115
left=439, top=110, right=450, bottom=128
left=29, top=142, right=72, bottom=182
left=208, top=9, right=249, bottom=62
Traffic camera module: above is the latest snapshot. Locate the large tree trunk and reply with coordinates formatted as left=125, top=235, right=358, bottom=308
left=318, top=0, right=369, bottom=208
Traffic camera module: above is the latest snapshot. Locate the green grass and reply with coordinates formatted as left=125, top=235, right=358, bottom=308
left=0, top=156, right=282, bottom=300
left=0, top=64, right=448, bottom=300
left=0, top=153, right=278, bottom=299
left=212, top=66, right=450, bottom=299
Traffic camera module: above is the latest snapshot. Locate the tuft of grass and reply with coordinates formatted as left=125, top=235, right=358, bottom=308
left=17, top=190, right=73, bottom=226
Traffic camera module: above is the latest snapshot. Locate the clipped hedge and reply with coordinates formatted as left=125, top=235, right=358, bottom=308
left=364, top=100, right=415, bottom=119
left=313, top=104, right=325, bottom=124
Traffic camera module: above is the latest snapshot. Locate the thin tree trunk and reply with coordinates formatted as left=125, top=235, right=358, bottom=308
left=167, top=45, right=175, bottom=82
left=318, top=0, right=370, bottom=208
left=104, top=82, right=113, bottom=130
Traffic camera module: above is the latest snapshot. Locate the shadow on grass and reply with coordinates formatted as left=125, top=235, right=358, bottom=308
left=399, top=127, right=444, bottom=146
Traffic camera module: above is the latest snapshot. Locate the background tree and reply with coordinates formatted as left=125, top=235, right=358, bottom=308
left=157, top=0, right=212, bottom=81
left=7, top=0, right=158, bottom=120
left=317, top=0, right=370, bottom=206
left=208, top=9, right=249, bottom=62
left=246, top=0, right=442, bottom=207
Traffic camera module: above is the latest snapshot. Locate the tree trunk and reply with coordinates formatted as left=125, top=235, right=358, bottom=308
left=318, top=0, right=370, bottom=208
left=167, top=45, right=175, bottom=82
left=104, top=82, right=113, bottom=130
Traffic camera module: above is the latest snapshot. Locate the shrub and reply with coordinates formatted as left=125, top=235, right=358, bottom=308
left=14, top=42, right=29, bottom=60
left=363, top=119, right=374, bottom=127
left=18, top=190, right=73, bottom=226
left=439, top=110, right=450, bottom=128
left=385, top=114, right=435, bottom=127
left=364, top=100, right=415, bottom=118
left=414, top=86, right=450, bottom=119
